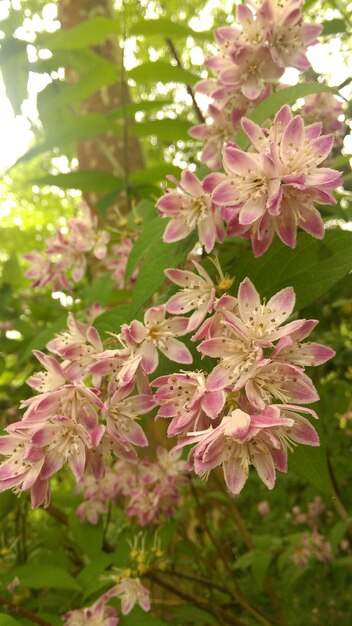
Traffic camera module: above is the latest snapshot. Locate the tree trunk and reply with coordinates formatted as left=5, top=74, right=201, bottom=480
left=58, top=0, right=144, bottom=212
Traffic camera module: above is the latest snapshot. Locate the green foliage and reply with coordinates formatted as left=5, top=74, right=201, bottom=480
left=235, top=83, right=337, bottom=149
left=225, top=229, right=352, bottom=311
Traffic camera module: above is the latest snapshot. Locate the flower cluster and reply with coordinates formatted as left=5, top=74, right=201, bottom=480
left=301, top=90, right=345, bottom=141
left=152, top=264, right=334, bottom=495
left=75, top=447, right=188, bottom=526
left=210, top=104, right=342, bottom=255
left=161, top=105, right=341, bottom=255
left=24, top=204, right=110, bottom=290
left=157, top=171, right=225, bottom=253
left=190, top=0, right=322, bottom=169
left=290, top=530, right=332, bottom=568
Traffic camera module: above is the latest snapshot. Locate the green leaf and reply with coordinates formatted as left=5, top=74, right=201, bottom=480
left=13, top=564, right=81, bottom=590
left=322, top=18, right=346, bottom=36
left=0, top=616, right=20, bottom=625
left=68, top=513, right=104, bottom=560
left=330, top=519, right=352, bottom=552
left=118, top=607, right=168, bottom=626
left=130, top=17, right=194, bottom=38
left=30, top=171, right=123, bottom=193
left=128, top=61, right=199, bottom=85
left=78, top=555, right=115, bottom=600
left=228, top=230, right=352, bottom=311
left=1, top=254, right=26, bottom=288
left=130, top=227, right=196, bottom=317
left=0, top=38, right=28, bottom=115
left=289, top=419, right=332, bottom=495
left=39, top=16, right=120, bottom=50
left=94, top=304, right=132, bottom=335
left=234, top=83, right=336, bottom=149
left=131, top=164, right=181, bottom=186
left=15, top=114, right=115, bottom=165
left=251, top=550, right=272, bottom=590
left=125, top=216, right=165, bottom=283
left=170, top=604, right=217, bottom=625
left=20, top=316, right=66, bottom=362
left=39, top=59, right=117, bottom=110
left=0, top=491, right=17, bottom=521
left=130, top=118, right=192, bottom=141
left=107, top=99, right=174, bottom=121
left=80, top=274, right=130, bottom=307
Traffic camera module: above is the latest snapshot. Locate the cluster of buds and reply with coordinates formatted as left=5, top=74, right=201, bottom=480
left=75, top=447, right=188, bottom=526
left=290, top=495, right=327, bottom=529
left=290, top=530, right=332, bottom=568
left=160, top=105, right=341, bottom=256
left=189, top=0, right=322, bottom=169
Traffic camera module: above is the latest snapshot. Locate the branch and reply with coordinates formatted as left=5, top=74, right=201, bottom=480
left=0, top=597, right=53, bottom=626
left=165, top=38, right=205, bottom=123
left=147, top=571, right=244, bottom=626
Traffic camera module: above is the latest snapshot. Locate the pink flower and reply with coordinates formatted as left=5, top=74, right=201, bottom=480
left=257, top=0, right=322, bottom=70
left=198, top=323, right=262, bottom=392
left=301, top=90, right=345, bottom=141
left=181, top=404, right=319, bottom=494
left=0, top=430, right=49, bottom=507
left=64, top=589, right=119, bottom=626
left=157, top=170, right=225, bottom=252
left=106, top=238, right=139, bottom=289
left=213, top=105, right=342, bottom=255
left=68, top=204, right=110, bottom=259
left=110, top=577, right=150, bottom=615
left=152, top=370, right=225, bottom=436
left=244, top=361, right=319, bottom=410
left=165, top=261, right=216, bottom=332
left=189, top=105, right=244, bottom=170
left=91, top=306, right=192, bottom=388
left=218, top=44, right=283, bottom=100
left=47, top=313, right=103, bottom=381
left=103, top=380, right=154, bottom=448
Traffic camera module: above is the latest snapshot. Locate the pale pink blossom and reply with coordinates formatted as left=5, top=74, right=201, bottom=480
left=217, top=44, right=283, bottom=100
left=165, top=261, right=216, bottom=332
left=180, top=404, right=319, bottom=494
left=68, top=204, right=110, bottom=259
left=47, top=313, right=103, bottom=381
left=301, top=90, right=345, bottom=142
left=152, top=370, right=225, bottom=436
left=103, top=379, right=154, bottom=448
left=189, top=105, right=244, bottom=170
left=257, top=500, right=270, bottom=516
left=157, top=170, right=225, bottom=252
left=64, top=589, right=119, bottom=626
left=110, top=577, right=150, bottom=615
left=290, top=530, right=332, bottom=568
left=91, top=306, right=192, bottom=388
left=212, top=105, right=342, bottom=255
left=0, top=430, right=50, bottom=507
left=106, top=238, right=139, bottom=289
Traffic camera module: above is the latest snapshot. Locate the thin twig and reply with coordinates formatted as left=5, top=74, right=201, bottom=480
left=165, top=38, right=205, bottom=123
left=147, top=571, right=244, bottom=626
left=0, top=598, right=53, bottom=626
left=190, top=483, right=275, bottom=626
left=160, top=568, right=234, bottom=596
